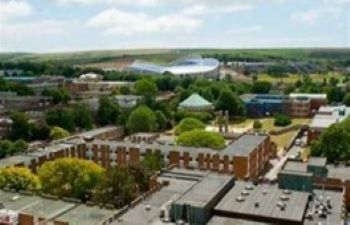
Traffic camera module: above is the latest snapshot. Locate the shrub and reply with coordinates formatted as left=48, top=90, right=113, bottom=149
left=0, top=167, right=41, bottom=191
left=175, top=117, right=206, bottom=135
left=253, top=120, right=262, bottom=130
left=38, top=158, right=105, bottom=199
left=274, top=114, right=291, bottom=127
left=176, top=130, right=225, bottom=149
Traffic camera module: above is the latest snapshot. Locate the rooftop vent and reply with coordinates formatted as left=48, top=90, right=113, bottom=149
left=280, top=195, right=289, bottom=201
left=236, top=196, right=245, bottom=202
left=245, top=185, right=254, bottom=190
left=254, top=202, right=259, bottom=208
left=241, top=190, right=249, bottom=196
left=145, top=205, right=152, bottom=211
left=262, top=190, right=268, bottom=195
left=283, top=190, right=291, bottom=195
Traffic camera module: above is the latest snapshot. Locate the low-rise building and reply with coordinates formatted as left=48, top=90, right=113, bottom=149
left=308, top=105, right=350, bottom=142
left=0, top=92, right=51, bottom=112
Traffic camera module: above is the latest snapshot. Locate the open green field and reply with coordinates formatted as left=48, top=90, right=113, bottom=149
left=258, top=72, right=345, bottom=84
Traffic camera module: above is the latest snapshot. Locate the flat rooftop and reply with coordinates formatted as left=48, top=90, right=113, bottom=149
left=304, top=189, right=344, bottom=225
left=0, top=155, right=35, bottom=168
left=214, top=181, right=310, bottom=224
left=208, top=216, right=270, bottom=225
left=112, top=173, right=198, bottom=225
left=0, top=191, right=75, bottom=220
left=307, top=157, right=327, bottom=167
left=283, top=160, right=307, bottom=173
left=222, top=134, right=267, bottom=156
left=0, top=190, right=117, bottom=224
left=326, top=164, right=350, bottom=180
left=55, top=204, right=116, bottom=225
left=174, top=174, right=233, bottom=208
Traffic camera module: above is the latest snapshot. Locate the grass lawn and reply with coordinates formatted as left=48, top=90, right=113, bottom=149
left=271, top=131, right=298, bottom=152
left=258, top=118, right=311, bottom=151
left=258, top=72, right=344, bottom=84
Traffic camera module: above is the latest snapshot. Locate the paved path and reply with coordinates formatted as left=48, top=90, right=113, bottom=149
left=264, top=145, right=302, bottom=181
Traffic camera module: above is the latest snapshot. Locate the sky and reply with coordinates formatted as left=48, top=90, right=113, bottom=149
left=0, top=0, right=349, bottom=53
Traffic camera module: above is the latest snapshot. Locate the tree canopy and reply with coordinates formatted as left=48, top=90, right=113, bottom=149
left=0, top=139, right=28, bottom=158
left=176, top=129, right=225, bottom=149
left=0, top=167, right=41, bottom=191
left=135, top=79, right=158, bottom=97
left=311, top=118, right=350, bottom=162
left=175, top=117, right=206, bottom=135
left=126, top=105, right=157, bottom=133
left=50, top=126, right=70, bottom=140
left=97, top=96, right=119, bottom=125
left=38, top=158, right=105, bottom=199
left=45, top=107, right=75, bottom=131
left=72, top=103, right=93, bottom=130
left=216, top=89, right=246, bottom=117
left=10, top=111, right=31, bottom=140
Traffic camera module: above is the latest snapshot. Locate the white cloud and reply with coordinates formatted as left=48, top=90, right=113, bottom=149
left=53, top=0, right=162, bottom=6
left=87, top=8, right=202, bottom=35
left=290, top=7, right=342, bottom=25
left=228, top=26, right=263, bottom=35
left=183, top=3, right=253, bottom=16
left=0, top=0, right=32, bottom=21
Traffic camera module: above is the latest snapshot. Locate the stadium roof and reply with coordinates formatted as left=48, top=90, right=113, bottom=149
left=128, top=55, right=219, bottom=75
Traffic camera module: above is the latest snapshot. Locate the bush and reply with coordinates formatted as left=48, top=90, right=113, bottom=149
left=253, top=120, right=262, bottom=130
left=38, top=158, right=105, bottom=199
left=175, top=117, right=206, bottom=135
left=176, top=130, right=225, bottom=149
left=174, top=110, right=213, bottom=123
left=274, top=114, right=291, bottom=127
left=50, top=126, right=70, bottom=140
left=0, top=167, right=41, bottom=191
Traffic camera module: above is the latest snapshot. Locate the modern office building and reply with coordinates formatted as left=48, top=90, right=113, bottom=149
left=241, top=93, right=328, bottom=118
left=127, top=55, right=220, bottom=79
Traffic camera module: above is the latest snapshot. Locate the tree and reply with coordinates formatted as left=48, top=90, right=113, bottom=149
left=45, top=108, right=75, bottom=131
left=141, top=152, right=163, bottom=171
left=155, top=110, right=167, bottom=131
left=38, top=158, right=105, bottom=199
left=31, top=122, right=50, bottom=140
left=97, top=96, right=119, bottom=125
left=10, top=111, right=31, bottom=140
left=176, top=130, right=225, bottom=149
left=93, top=166, right=137, bottom=207
left=252, top=81, right=272, bottom=94
left=0, top=140, right=14, bottom=158
left=12, top=139, right=28, bottom=154
left=216, top=89, right=245, bottom=117
left=42, top=88, right=70, bottom=104
left=50, top=126, right=70, bottom=140
left=135, top=79, right=158, bottom=97
left=72, top=103, right=93, bottom=130
left=175, top=117, right=206, bottom=135
left=0, top=167, right=41, bottom=191
left=311, top=119, right=350, bottom=162
left=126, top=105, right=157, bottom=133
left=119, top=85, right=131, bottom=95
left=343, top=93, right=350, bottom=106
left=253, top=120, right=262, bottom=130
left=274, top=114, right=291, bottom=127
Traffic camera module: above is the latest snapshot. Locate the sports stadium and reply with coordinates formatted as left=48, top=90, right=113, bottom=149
left=127, top=55, right=220, bottom=79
